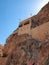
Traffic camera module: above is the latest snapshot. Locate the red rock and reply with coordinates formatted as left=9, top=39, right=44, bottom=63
left=0, top=3, right=49, bottom=65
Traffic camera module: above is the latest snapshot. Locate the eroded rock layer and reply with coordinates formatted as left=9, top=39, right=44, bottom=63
left=0, top=3, right=49, bottom=65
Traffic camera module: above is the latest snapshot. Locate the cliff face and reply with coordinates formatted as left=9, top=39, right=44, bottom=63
left=32, top=2, right=49, bottom=25
left=0, top=44, right=4, bottom=57
left=0, top=3, right=49, bottom=65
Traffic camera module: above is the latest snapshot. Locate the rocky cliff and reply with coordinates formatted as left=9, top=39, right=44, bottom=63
left=31, top=2, right=49, bottom=26
left=0, top=44, right=4, bottom=57
left=0, top=3, right=49, bottom=65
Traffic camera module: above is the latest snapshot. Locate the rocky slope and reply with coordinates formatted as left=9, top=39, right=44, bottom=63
left=32, top=2, right=49, bottom=25
left=0, top=3, right=49, bottom=65
left=0, top=44, right=4, bottom=57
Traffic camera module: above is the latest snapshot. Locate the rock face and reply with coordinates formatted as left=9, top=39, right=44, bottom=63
left=32, top=2, right=49, bottom=25
left=0, top=44, right=4, bottom=57
left=31, top=22, right=49, bottom=41
left=0, top=3, right=49, bottom=65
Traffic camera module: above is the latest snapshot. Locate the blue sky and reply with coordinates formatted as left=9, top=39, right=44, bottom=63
left=0, top=0, right=49, bottom=45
